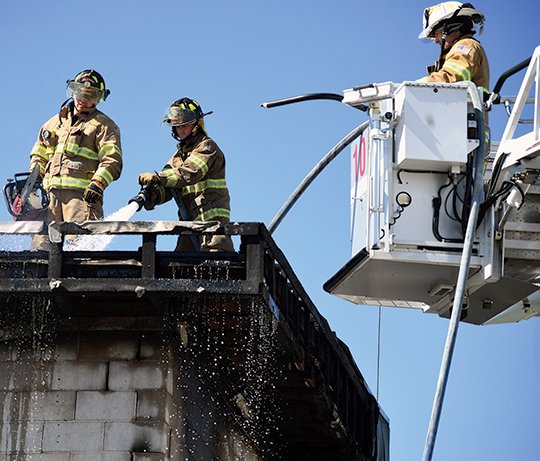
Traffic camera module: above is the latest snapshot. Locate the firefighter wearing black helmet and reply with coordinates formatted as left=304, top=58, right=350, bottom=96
left=29, top=69, right=122, bottom=231
left=138, top=98, right=233, bottom=252
left=419, top=2, right=489, bottom=90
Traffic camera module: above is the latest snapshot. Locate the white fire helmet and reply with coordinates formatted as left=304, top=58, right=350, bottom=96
left=419, top=2, right=485, bottom=40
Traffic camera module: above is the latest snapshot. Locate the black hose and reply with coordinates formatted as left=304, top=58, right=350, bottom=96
left=492, top=56, right=531, bottom=95
left=261, top=93, right=343, bottom=108
left=268, top=121, right=369, bottom=234
left=487, top=152, right=509, bottom=196
left=432, top=196, right=463, bottom=244
left=261, top=92, right=368, bottom=112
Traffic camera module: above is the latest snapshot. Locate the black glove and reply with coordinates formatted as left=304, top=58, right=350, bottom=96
left=83, top=181, right=104, bottom=204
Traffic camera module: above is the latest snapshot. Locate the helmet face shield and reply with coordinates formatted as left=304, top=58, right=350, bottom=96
left=67, top=81, right=104, bottom=102
left=162, top=106, right=198, bottom=127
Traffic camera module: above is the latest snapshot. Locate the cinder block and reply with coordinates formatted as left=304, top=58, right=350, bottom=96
left=75, top=391, right=136, bottom=420
left=78, top=331, right=139, bottom=360
left=0, top=391, right=22, bottom=421
left=0, top=362, right=52, bottom=392
left=139, top=332, right=166, bottom=360
left=103, top=422, right=170, bottom=453
left=0, top=391, right=76, bottom=421
left=0, top=454, right=71, bottom=461
left=42, top=422, right=104, bottom=452
left=34, top=391, right=76, bottom=420
left=0, top=421, right=43, bottom=453
left=136, top=390, right=172, bottom=423
left=133, top=454, right=166, bottom=461
left=41, top=332, right=79, bottom=361
left=70, top=453, right=131, bottom=461
left=51, top=362, right=107, bottom=391
left=108, top=362, right=169, bottom=391
left=21, top=454, right=70, bottom=461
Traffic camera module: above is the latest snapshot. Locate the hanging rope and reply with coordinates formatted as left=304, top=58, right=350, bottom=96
left=376, top=305, right=382, bottom=401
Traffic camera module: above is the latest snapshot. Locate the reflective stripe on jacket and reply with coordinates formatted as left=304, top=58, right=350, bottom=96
left=155, top=130, right=231, bottom=222
left=421, top=35, right=490, bottom=90
left=30, top=105, right=122, bottom=192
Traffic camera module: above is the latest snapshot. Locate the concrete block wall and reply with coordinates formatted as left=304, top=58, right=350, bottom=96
left=0, top=321, right=262, bottom=461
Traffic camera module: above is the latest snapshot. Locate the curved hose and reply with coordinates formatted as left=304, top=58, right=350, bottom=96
left=261, top=92, right=368, bottom=112
left=261, top=92, right=343, bottom=108
left=268, top=121, right=369, bottom=234
left=486, top=56, right=531, bottom=109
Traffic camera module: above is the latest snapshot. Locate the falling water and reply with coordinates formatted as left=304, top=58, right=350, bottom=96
left=65, top=201, right=140, bottom=251
left=157, top=291, right=282, bottom=459
left=1, top=295, right=56, bottom=454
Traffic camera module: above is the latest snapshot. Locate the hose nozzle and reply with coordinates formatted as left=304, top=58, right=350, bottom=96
left=128, top=185, right=153, bottom=212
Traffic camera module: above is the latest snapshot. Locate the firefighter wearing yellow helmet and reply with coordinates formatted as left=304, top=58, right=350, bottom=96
left=28, top=69, right=122, bottom=233
left=138, top=98, right=234, bottom=252
left=419, top=2, right=489, bottom=90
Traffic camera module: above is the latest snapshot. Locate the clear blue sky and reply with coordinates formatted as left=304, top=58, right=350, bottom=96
left=1, top=1, right=539, bottom=459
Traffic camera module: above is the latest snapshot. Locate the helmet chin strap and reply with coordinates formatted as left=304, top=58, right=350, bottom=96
left=171, top=123, right=200, bottom=143
left=435, top=24, right=448, bottom=72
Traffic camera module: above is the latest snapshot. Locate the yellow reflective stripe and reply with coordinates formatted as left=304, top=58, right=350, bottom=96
left=58, top=142, right=78, bottom=156
left=78, top=146, right=99, bottom=160
left=31, top=144, right=49, bottom=160
left=187, top=153, right=208, bottom=176
left=43, top=175, right=90, bottom=190
left=31, top=143, right=46, bottom=155
left=56, top=143, right=99, bottom=161
left=160, top=168, right=179, bottom=188
left=182, top=178, right=227, bottom=196
left=194, top=207, right=230, bottom=221
left=94, top=167, right=114, bottom=186
left=98, top=143, right=122, bottom=160
left=444, top=61, right=471, bottom=81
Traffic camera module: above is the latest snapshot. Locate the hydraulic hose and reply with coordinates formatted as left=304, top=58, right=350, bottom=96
left=268, top=121, right=369, bottom=234
left=492, top=56, right=531, bottom=96
left=261, top=93, right=343, bottom=108
left=486, top=56, right=531, bottom=109
left=261, top=93, right=368, bottom=112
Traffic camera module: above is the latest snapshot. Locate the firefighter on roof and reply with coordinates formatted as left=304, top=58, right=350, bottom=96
left=29, top=69, right=122, bottom=227
left=419, top=2, right=489, bottom=91
left=138, top=97, right=234, bottom=252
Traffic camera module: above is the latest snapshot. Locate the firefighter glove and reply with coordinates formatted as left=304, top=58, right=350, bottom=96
left=83, top=181, right=104, bottom=204
left=138, top=172, right=162, bottom=186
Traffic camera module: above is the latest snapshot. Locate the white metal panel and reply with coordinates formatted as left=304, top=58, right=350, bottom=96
left=350, top=134, right=370, bottom=256
left=395, top=83, right=468, bottom=170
